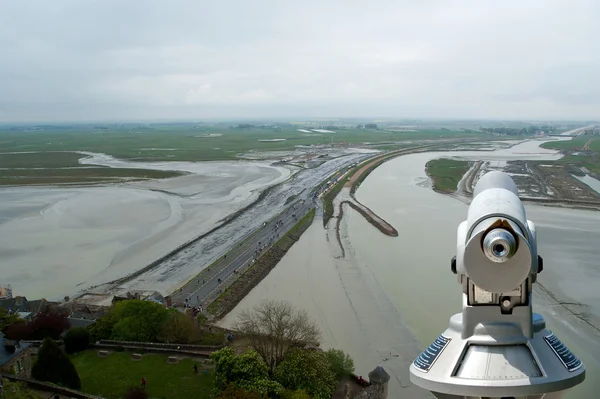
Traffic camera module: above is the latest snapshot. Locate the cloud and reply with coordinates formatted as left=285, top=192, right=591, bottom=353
left=0, top=0, right=599, bottom=122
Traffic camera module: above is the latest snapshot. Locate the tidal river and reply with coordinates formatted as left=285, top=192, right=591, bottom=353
left=221, top=140, right=600, bottom=399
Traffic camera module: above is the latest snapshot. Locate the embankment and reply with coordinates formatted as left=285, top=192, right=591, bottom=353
left=425, top=158, right=474, bottom=194
left=208, top=209, right=316, bottom=320
left=343, top=201, right=398, bottom=237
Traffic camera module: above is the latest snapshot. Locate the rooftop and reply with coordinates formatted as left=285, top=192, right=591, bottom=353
left=0, top=332, right=31, bottom=367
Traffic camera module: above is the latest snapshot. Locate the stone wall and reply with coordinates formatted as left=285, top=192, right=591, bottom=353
left=0, top=348, right=32, bottom=378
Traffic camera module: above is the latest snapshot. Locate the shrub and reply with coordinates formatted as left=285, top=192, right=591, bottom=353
left=124, top=386, right=148, bottom=399
left=326, top=348, right=355, bottom=379
left=32, top=338, right=81, bottom=389
left=64, top=327, right=90, bottom=353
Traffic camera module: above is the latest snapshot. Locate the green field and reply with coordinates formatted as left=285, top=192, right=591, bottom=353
left=425, top=158, right=471, bottom=194
left=0, top=125, right=487, bottom=186
left=0, top=152, right=182, bottom=186
left=541, top=136, right=600, bottom=152
left=0, top=126, right=484, bottom=162
left=541, top=136, right=600, bottom=175
left=70, top=350, right=214, bottom=399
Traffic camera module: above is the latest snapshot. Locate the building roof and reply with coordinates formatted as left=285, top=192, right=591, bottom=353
left=67, top=317, right=96, bottom=329
left=16, top=312, right=32, bottom=320
left=368, top=365, right=390, bottom=384
left=0, top=332, right=30, bottom=367
left=0, top=297, right=51, bottom=314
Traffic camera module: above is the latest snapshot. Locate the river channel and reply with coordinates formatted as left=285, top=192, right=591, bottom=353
left=221, top=140, right=600, bottom=399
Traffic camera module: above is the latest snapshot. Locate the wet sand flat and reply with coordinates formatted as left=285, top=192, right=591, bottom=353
left=0, top=158, right=290, bottom=299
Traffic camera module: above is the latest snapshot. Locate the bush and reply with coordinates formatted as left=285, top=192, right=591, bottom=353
left=4, top=313, right=69, bottom=341
left=275, top=348, right=337, bottom=399
left=89, top=300, right=170, bottom=343
left=32, top=338, right=81, bottom=389
left=326, top=349, right=355, bottom=379
left=124, top=386, right=148, bottom=399
left=282, top=389, right=311, bottom=399
left=64, top=327, right=90, bottom=353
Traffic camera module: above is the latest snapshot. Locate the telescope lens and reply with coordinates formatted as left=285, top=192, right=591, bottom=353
left=483, top=228, right=517, bottom=263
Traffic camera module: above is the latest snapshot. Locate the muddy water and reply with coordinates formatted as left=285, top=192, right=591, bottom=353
left=219, top=218, right=434, bottom=398
left=222, top=139, right=600, bottom=398
left=575, top=174, right=600, bottom=194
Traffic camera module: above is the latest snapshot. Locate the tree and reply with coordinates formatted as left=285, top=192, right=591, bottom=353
left=3, top=321, right=32, bottom=341
left=281, top=389, right=311, bottom=399
left=326, top=348, right=355, bottom=379
left=31, top=338, right=81, bottom=389
left=214, top=383, right=266, bottom=399
left=3, top=313, right=69, bottom=341
left=28, top=313, right=69, bottom=340
left=275, top=348, right=337, bottom=399
left=89, top=300, right=170, bottom=343
left=0, top=308, right=21, bottom=332
left=124, top=386, right=148, bottom=399
left=235, top=300, right=321, bottom=374
left=211, top=347, right=284, bottom=397
left=160, top=311, right=197, bottom=344
left=64, top=327, right=90, bottom=353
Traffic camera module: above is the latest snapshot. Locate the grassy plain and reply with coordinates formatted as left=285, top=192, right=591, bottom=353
left=541, top=136, right=600, bottom=175
left=0, top=151, right=182, bottom=186
left=425, top=158, right=472, bottom=193
left=0, top=126, right=483, bottom=162
left=70, top=350, right=214, bottom=399
left=0, top=125, right=485, bottom=186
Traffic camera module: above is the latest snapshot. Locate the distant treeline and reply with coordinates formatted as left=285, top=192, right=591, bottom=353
left=480, top=125, right=557, bottom=135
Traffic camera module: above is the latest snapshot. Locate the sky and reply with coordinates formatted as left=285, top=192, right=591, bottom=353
left=1, top=0, right=599, bottom=122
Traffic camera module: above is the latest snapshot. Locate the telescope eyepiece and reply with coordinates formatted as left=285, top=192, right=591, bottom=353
left=482, top=228, right=517, bottom=263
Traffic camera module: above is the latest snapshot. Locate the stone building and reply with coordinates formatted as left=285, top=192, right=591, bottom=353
left=0, top=333, right=32, bottom=378
left=353, top=365, right=390, bottom=399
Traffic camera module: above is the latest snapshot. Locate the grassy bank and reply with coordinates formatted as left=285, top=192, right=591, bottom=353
left=426, top=158, right=472, bottom=194
left=0, top=127, right=484, bottom=163
left=71, top=350, right=214, bottom=399
left=0, top=151, right=183, bottom=186
left=541, top=136, right=600, bottom=175
left=208, top=208, right=316, bottom=318
left=322, top=175, right=351, bottom=226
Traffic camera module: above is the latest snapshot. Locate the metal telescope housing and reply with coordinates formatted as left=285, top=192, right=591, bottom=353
left=409, top=171, right=585, bottom=399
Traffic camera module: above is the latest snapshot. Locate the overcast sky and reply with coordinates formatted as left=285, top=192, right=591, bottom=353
left=1, top=0, right=599, bottom=122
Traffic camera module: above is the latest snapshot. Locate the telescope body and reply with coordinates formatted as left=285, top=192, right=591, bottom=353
left=410, top=171, right=585, bottom=399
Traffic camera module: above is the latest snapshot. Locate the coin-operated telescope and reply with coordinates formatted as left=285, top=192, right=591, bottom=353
left=410, top=171, right=585, bottom=399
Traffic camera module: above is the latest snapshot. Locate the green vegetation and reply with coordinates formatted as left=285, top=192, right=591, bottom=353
left=32, top=337, right=81, bottom=390
left=210, top=300, right=353, bottom=398
left=210, top=345, right=349, bottom=399
left=0, top=126, right=482, bottom=163
left=541, top=136, right=600, bottom=175
left=325, top=348, right=355, bottom=380
left=0, top=151, right=182, bottom=186
left=71, top=350, right=214, bottom=399
left=0, top=378, right=39, bottom=399
left=212, top=347, right=284, bottom=397
left=235, top=300, right=321, bottom=375
left=275, top=348, right=338, bottom=399
left=64, top=327, right=90, bottom=353
left=208, top=209, right=315, bottom=316
left=541, top=136, right=600, bottom=152
left=426, top=158, right=472, bottom=194
left=89, top=299, right=219, bottom=345
left=0, top=125, right=484, bottom=186
left=322, top=174, right=351, bottom=226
